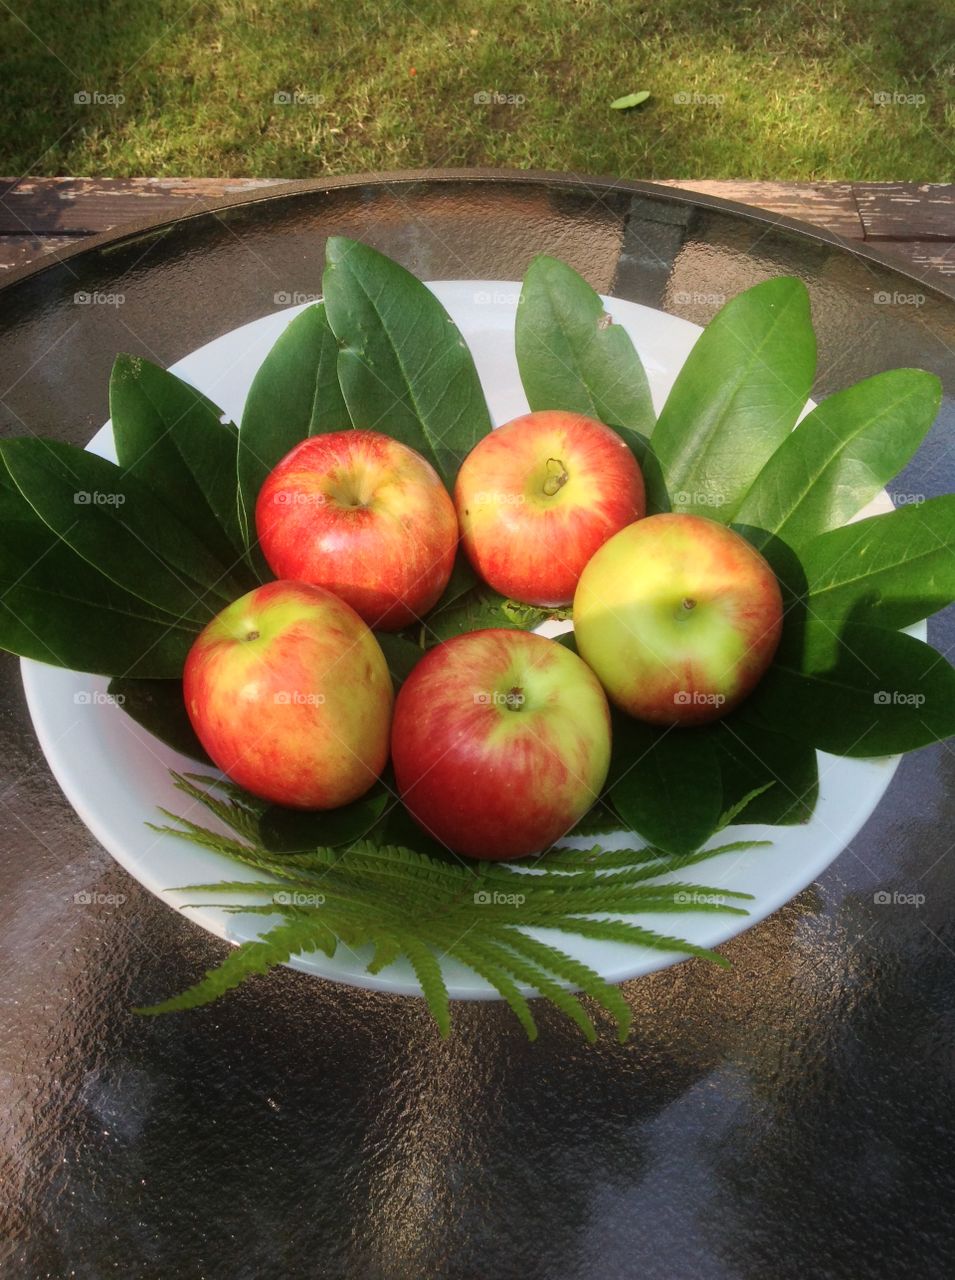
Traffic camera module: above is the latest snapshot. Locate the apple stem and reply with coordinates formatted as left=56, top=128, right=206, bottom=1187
left=681, top=598, right=696, bottom=612
left=542, top=458, right=569, bottom=497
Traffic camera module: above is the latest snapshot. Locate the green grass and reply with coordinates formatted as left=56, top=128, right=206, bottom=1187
left=1, top=0, right=954, bottom=178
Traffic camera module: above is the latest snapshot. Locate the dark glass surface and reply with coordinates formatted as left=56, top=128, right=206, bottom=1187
left=1, top=172, right=954, bottom=1280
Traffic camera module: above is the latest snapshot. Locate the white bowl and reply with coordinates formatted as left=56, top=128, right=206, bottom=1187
left=21, top=284, right=909, bottom=998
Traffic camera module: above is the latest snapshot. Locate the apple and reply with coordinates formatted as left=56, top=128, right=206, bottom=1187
left=573, top=513, right=783, bottom=726
left=183, top=581, right=394, bottom=809
left=255, top=430, right=458, bottom=630
left=453, top=409, right=645, bottom=607
left=391, top=628, right=612, bottom=860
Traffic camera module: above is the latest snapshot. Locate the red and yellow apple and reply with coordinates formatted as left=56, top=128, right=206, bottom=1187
left=453, top=410, right=644, bottom=607
left=391, top=628, right=611, bottom=860
left=183, top=581, right=393, bottom=808
left=255, top=430, right=458, bottom=630
left=574, top=514, right=783, bottom=726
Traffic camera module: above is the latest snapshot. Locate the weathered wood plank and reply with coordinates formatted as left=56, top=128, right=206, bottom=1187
left=658, top=179, right=864, bottom=240
left=0, top=177, right=288, bottom=235
left=866, top=239, right=955, bottom=282
left=0, top=234, right=77, bottom=272
left=855, top=182, right=955, bottom=241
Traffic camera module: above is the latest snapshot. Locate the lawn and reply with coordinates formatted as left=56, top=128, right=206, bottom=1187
left=1, top=0, right=954, bottom=179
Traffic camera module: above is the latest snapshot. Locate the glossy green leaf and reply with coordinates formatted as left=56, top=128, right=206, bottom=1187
left=515, top=255, right=656, bottom=456
left=108, top=678, right=211, bottom=762
left=110, top=355, right=250, bottom=575
left=236, top=303, right=350, bottom=555
left=257, top=784, right=390, bottom=853
left=428, top=552, right=478, bottom=616
left=749, top=622, right=955, bottom=757
left=610, top=90, right=651, bottom=109
left=323, top=236, right=493, bottom=486
left=0, top=439, right=239, bottom=625
left=424, top=588, right=560, bottom=643
left=374, top=630, right=425, bottom=687
left=801, top=496, right=955, bottom=629
left=715, top=718, right=818, bottom=825
left=652, top=277, right=816, bottom=519
left=0, top=468, right=196, bottom=677
left=734, top=369, right=941, bottom=549
left=609, top=717, right=723, bottom=855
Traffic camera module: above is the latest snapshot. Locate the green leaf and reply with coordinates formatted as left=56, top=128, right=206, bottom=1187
left=236, top=303, right=350, bottom=556
left=515, top=255, right=655, bottom=458
left=424, top=587, right=559, bottom=643
left=562, top=800, right=623, bottom=838
left=109, top=678, right=212, bottom=763
left=0, top=438, right=242, bottom=622
left=801, top=496, right=955, bottom=629
left=449, top=938, right=538, bottom=1039
left=110, top=355, right=250, bottom=576
left=734, top=369, right=941, bottom=549
left=257, top=785, right=389, bottom=853
left=374, top=630, right=425, bottom=687
left=652, top=277, right=816, bottom=519
left=135, top=916, right=338, bottom=1014
left=751, top=622, right=955, bottom=757
left=715, top=718, right=818, bottom=825
left=497, top=929, right=633, bottom=1040
left=609, top=717, right=723, bottom=855
left=399, top=936, right=451, bottom=1037
left=323, top=236, right=493, bottom=486
left=610, top=90, right=651, bottom=109
left=0, top=466, right=197, bottom=676
left=428, top=552, right=478, bottom=615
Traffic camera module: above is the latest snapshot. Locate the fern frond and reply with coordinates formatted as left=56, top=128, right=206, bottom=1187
left=454, top=932, right=597, bottom=1042
left=447, top=938, right=539, bottom=1040
left=543, top=917, right=731, bottom=968
left=135, top=916, right=339, bottom=1015
left=493, top=928, right=633, bottom=1042
left=717, top=783, right=775, bottom=831
left=367, top=937, right=402, bottom=974
left=397, top=935, right=451, bottom=1037
left=148, top=774, right=767, bottom=1038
